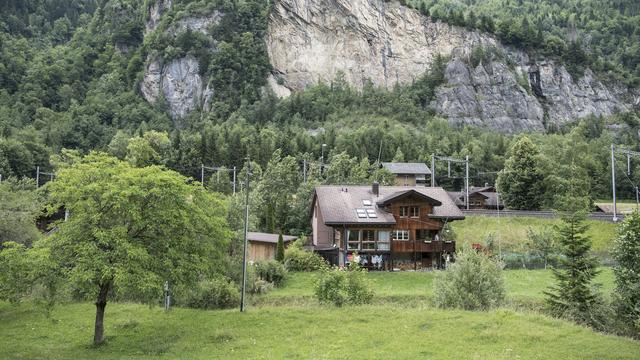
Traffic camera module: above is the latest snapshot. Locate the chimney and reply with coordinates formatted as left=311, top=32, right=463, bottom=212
left=485, top=182, right=489, bottom=187
left=372, top=181, right=380, bottom=197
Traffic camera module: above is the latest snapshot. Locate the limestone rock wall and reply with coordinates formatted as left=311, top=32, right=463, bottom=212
left=267, top=0, right=634, bottom=133
left=140, top=1, right=219, bottom=124
left=139, top=0, right=636, bottom=132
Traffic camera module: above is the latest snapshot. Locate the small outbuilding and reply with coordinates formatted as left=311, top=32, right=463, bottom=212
left=247, top=232, right=297, bottom=262
left=381, top=162, right=432, bottom=187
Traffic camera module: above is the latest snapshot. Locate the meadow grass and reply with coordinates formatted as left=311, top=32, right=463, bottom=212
left=450, top=215, right=617, bottom=256
left=258, top=268, right=615, bottom=305
left=1, top=301, right=638, bottom=359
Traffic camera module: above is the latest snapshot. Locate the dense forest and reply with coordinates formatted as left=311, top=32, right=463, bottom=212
left=0, top=0, right=639, bottom=238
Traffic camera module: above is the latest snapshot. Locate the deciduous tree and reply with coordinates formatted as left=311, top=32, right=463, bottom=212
left=497, top=136, right=545, bottom=210
left=45, top=153, right=230, bottom=345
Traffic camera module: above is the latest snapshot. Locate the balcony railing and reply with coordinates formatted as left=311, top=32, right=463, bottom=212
left=392, top=240, right=455, bottom=253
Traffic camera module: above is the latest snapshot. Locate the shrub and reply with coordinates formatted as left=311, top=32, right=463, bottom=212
left=314, top=262, right=374, bottom=307
left=184, top=276, right=240, bottom=310
left=249, top=278, right=274, bottom=295
left=255, top=260, right=287, bottom=286
left=284, top=240, right=327, bottom=272
left=434, top=247, right=505, bottom=310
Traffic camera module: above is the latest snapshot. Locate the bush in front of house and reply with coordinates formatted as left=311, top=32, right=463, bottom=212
left=255, top=260, right=287, bottom=286
left=184, top=276, right=240, bottom=310
left=434, top=246, right=505, bottom=311
left=314, top=262, right=374, bottom=307
left=284, top=240, right=327, bottom=272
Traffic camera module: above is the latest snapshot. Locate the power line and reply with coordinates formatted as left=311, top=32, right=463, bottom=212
left=611, top=144, right=640, bottom=221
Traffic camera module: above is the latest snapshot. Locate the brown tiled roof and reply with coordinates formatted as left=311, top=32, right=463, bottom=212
left=381, top=162, right=432, bottom=175
left=247, top=232, right=297, bottom=244
left=314, top=185, right=464, bottom=225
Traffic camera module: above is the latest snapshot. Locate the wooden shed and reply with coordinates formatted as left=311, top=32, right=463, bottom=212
left=247, top=232, right=297, bottom=262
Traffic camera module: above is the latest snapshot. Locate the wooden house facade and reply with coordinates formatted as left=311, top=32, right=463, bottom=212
left=310, top=184, right=464, bottom=270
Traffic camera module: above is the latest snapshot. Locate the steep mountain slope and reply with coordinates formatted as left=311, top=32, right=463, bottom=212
left=138, top=0, right=637, bottom=132
left=265, top=0, right=635, bottom=132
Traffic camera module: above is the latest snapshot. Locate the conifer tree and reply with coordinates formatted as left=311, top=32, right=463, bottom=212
left=545, top=198, right=600, bottom=324
left=276, top=231, right=285, bottom=263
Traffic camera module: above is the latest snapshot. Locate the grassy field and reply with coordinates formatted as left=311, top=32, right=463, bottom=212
left=257, top=268, right=615, bottom=305
left=1, top=301, right=638, bottom=359
left=450, top=215, right=617, bottom=255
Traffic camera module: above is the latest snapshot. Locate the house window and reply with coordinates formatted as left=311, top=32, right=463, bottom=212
left=399, top=206, right=409, bottom=218
left=417, top=229, right=437, bottom=242
left=410, top=206, right=420, bottom=218
left=393, top=230, right=410, bottom=241
left=361, top=230, right=376, bottom=250
left=404, top=175, right=410, bottom=186
left=347, top=230, right=360, bottom=250
left=377, top=231, right=390, bottom=251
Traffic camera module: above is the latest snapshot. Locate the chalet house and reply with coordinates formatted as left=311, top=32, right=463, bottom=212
left=381, top=162, right=431, bottom=187
left=447, top=186, right=504, bottom=210
left=247, top=232, right=297, bottom=262
left=311, top=183, right=464, bottom=271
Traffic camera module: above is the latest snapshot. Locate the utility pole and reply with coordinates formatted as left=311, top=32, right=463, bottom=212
left=610, top=144, right=640, bottom=221
left=495, top=182, right=502, bottom=260
left=201, top=164, right=205, bottom=185
left=465, top=155, right=470, bottom=210
left=36, top=166, right=40, bottom=188
left=431, top=154, right=435, bottom=187
left=303, top=159, right=307, bottom=183
left=164, top=281, right=170, bottom=311
left=320, top=144, right=327, bottom=176
left=611, top=144, right=618, bottom=222
left=232, top=166, right=237, bottom=194
left=240, top=158, right=251, bottom=313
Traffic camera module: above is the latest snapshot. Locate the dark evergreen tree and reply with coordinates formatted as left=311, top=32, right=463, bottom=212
left=275, top=231, right=285, bottom=263
left=545, top=201, right=601, bottom=325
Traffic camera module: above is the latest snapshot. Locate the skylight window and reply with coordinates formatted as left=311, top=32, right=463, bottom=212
left=356, top=209, right=367, bottom=218
left=366, top=209, right=377, bottom=218
left=362, top=199, right=372, bottom=207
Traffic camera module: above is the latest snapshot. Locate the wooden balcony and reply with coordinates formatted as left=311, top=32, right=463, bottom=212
left=392, top=240, right=455, bottom=253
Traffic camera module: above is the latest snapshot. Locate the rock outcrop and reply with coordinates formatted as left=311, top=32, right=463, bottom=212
left=142, top=56, right=205, bottom=120
left=140, top=1, right=220, bottom=124
left=267, top=0, right=634, bottom=133
left=266, top=0, right=494, bottom=90
left=140, top=0, right=636, bottom=132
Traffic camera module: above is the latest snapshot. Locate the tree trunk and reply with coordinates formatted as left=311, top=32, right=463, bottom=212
left=93, top=281, right=111, bottom=345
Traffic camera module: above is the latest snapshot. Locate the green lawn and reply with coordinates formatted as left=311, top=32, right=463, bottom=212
left=450, top=215, right=617, bottom=256
left=257, top=268, right=615, bottom=305
left=1, top=301, right=638, bottom=359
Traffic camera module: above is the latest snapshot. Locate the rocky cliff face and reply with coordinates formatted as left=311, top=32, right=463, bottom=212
left=267, top=0, right=636, bottom=133
left=266, top=0, right=494, bottom=90
left=140, top=1, right=220, bottom=123
left=140, top=0, right=637, bottom=132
